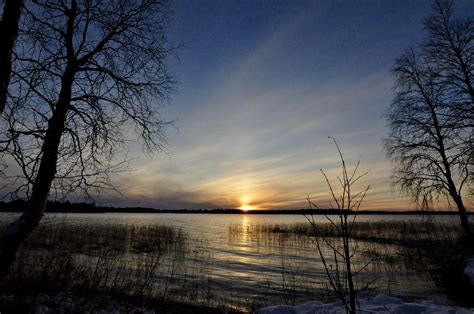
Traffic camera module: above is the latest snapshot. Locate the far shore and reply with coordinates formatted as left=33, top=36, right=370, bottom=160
left=0, top=200, right=470, bottom=215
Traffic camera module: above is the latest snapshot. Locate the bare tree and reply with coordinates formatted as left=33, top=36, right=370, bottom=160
left=424, top=0, right=474, bottom=204
left=0, top=0, right=24, bottom=112
left=385, top=48, right=472, bottom=236
left=423, top=0, right=474, bottom=123
left=0, top=0, right=175, bottom=276
left=386, top=0, right=473, bottom=236
left=306, top=139, right=370, bottom=314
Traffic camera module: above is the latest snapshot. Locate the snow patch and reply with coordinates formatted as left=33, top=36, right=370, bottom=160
left=464, top=258, right=474, bottom=287
left=258, top=294, right=473, bottom=314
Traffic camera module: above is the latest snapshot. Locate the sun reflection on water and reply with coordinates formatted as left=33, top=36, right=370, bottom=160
left=240, top=214, right=250, bottom=247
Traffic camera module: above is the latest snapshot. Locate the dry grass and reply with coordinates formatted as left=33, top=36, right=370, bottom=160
left=229, top=219, right=465, bottom=243
left=0, top=222, right=219, bottom=309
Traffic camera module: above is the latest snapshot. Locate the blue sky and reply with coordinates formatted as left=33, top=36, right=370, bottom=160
left=109, top=0, right=474, bottom=210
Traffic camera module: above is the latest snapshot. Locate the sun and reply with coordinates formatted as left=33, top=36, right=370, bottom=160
left=238, top=196, right=258, bottom=212
left=239, top=204, right=253, bottom=212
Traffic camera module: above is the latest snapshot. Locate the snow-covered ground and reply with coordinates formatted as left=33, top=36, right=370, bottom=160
left=464, top=258, right=474, bottom=287
left=258, top=293, right=473, bottom=314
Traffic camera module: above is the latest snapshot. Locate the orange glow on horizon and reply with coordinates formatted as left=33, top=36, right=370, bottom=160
left=238, top=195, right=259, bottom=211
left=239, top=204, right=257, bottom=211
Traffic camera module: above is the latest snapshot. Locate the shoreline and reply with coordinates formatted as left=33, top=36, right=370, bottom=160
left=1, top=201, right=472, bottom=215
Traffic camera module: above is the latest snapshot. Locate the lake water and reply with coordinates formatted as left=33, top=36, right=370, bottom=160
left=0, top=213, right=461, bottom=309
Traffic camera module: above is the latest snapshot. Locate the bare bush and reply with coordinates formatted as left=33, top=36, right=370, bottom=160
left=306, top=140, right=370, bottom=314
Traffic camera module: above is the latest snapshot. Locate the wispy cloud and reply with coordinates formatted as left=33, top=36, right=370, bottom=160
left=113, top=52, right=405, bottom=209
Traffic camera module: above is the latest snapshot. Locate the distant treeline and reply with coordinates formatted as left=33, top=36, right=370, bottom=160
left=0, top=200, right=467, bottom=215
left=0, top=200, right=156, bottom=213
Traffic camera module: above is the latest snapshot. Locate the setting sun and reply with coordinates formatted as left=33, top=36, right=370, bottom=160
left=239, top=204, right=255, bottom=212
left=238, top=196, right=257, bottom=211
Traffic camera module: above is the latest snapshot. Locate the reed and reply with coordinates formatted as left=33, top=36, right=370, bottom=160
left=0, top=222, right=219, bottom=308
left=229, top=220, right=465, bottom=243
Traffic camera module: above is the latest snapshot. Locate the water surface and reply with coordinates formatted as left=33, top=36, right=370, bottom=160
left=0, top=213, right=460, bottom=308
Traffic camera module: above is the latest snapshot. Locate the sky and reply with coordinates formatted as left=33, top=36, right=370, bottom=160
left=8, top=0, right=474, bottom=211
left=107, top=0, right=474, bottom=211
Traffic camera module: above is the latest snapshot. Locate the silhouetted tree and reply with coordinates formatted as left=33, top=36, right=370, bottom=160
left=386, top=0, right=473, bottom=236
left=386, top=47, right=472, bottom=235
left=424, top=1, right=474, bottom=182
left=0, top=0, right=175, bottom=276
left=0, top=0, right=24, bottom=112
left=423, top=0, right=474, bottom=125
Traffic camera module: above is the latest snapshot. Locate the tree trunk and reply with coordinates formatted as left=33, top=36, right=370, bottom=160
left=451, top=191, right=471, bottom=237
left=343, top=215, right=356, bottom=314
left=0, top=0, right=24, bottom=113
left=443, top=164, right=471, bottom=237
left=426, top=97, right=472, bottom=237
left=0, top=68, right=74, bottom=278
